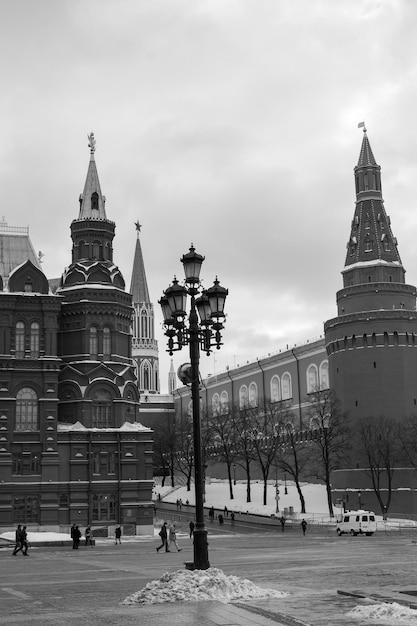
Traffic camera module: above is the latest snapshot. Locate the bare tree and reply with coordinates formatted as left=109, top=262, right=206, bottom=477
left=246, top=401, right=289, bottom=506
left=358, top=415, right=402, bottom=518
left=275, top=419, right=311, bottom=514
left=208, top=408, right=239, bottom=499
left=307, top=389, right=351, bottom=517
left=153, top=418, right=177, bottom=487
left=233, top=405, right=259, bottom=503
left=397, top=415, right=417, bottom=469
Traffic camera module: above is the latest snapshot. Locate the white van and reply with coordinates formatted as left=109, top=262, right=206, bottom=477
left=336, top=510, right=377, bottom=536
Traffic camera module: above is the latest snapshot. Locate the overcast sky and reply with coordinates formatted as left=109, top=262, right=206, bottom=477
left=1, top=0, right=417, bottom=391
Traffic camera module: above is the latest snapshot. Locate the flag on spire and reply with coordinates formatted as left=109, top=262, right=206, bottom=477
left=358, top=121, right=367, bottom=131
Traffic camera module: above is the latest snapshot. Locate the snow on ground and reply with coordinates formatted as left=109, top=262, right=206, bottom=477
left=155, top=479, right=330, bottom=519
left=347, top=601, right=417, bottom=624
left=121, top=567, right=288, bottom=605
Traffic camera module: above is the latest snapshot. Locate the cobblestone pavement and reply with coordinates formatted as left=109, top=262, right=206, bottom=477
left=1, top=527, right=417, bottom=625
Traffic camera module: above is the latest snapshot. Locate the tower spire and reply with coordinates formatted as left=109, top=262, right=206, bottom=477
left=344, top=128, right=403, bottom=276
left=78, top=132, right=107, bottom=220
left=130, top=222, right=160, bottom=394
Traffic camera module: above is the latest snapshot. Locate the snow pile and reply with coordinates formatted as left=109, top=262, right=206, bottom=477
left=1, top=531, right=69, bottom=543
left=121, top=567, right=288, bottom=605
left=347, top=601, right=417, bottom=624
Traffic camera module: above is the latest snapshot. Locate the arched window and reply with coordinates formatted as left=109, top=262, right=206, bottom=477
left=15, top=321, right=25, bottom=358
left=90, top=326, right=98, bottom=358
left=212, top=393, right=220, bottom=416
left=364, top=235, right=373, bottom=252
left=220, top=391, right=229, bottom=414
left=270, top=375, right=281, bottom=402
left=30, top=322, right=40, bottom=358
left=103, top=326, right=111, bottom=359
left=249, top=382, right=258, bottom=408
left=319, top=361, right=329, bottom=390
left=92, top=241, right=101, bottom=259
left=91, top=192, right=99, bottom=211
left=92, top=389, right=113, bottom=428
left=140, top=360, right=151, bottom=390
left=307, top=364, right=319, bottom=394
left=141, top=311, right=148, bottom=339
left=239, top=385, right=248, bottom=409
left=15, top=388, right=38, bottom=431
left=281, top=373, right=292, bottom=400
left=92, top=493, right=116, bottom=522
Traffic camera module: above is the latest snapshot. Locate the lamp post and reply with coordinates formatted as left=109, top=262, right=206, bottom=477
left=358, top=490, right=362, bottom=510
left=233, top=463, right=236, bottom=485
left=159, top=245, right=228, bottom=570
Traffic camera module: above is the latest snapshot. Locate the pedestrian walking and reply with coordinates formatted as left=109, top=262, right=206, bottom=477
left=218, top=514, right=224, bottom=525
left=280, top=516, right=286, bottom=532
left=12, top=524, right=23, bottom=555
left=168, top=523, right=182, bottom=552
left=85, top=526, right=94, bottom=547
left=301, top=519, right=307, bottom=536
left=21, top=526, right=29, bottom=556
left=230, top=511, right=235, bottom=523
left=189, top=520, right=195, bottom=538
left=70, top=523, right=76, bottom=540
left=72, top=525, right=81, bottom=549
left=209, top=506, right=215, bottom=522
left=115, top=526, right=122, bottom=544
left=156, top=522, right=169, bottom=552
left=224, top=505, right=228, bottom=517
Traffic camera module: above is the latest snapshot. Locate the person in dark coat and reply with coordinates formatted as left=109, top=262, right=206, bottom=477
left=189, top=520, right=195, bottom=538
left=156, top=522, right=169, bottom=552
left=209, top=506, right=215, bottom=521
left=21, top=526, right=29, bottom=556
left=280, top=516, right=286, bottom=532
left=70, top=523, right=76, bottom=539
left=72, top=525, right=81, bottom=549
left=85, top=526, right=94, bottom=547
left=12, top=525, right=23, bottom=555
left=301, top=519, right=308, bottom=536
left=115, top=526, right=122, bottom=545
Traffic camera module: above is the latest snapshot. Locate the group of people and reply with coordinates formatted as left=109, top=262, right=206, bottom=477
left=70, top=524, right=96, bottom=548
left=156, top=521, right=183, bottom=553
left=12, top=525, right=29, bottom=556
left=70, top=524, right=123, bottom=548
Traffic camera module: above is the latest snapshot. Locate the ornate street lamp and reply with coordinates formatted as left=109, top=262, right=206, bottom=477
left=159, top=244, right=228, bottom=570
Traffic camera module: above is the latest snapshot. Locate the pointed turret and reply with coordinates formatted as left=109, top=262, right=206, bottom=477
left=343, top=128, right=405, bottom=287
left=78, top=133, right=107, bottom=220
left=324, top=127, right=417, bottom=429
left=168, top=359, right=176, bottom=394
left=130, top=221, right=150, bottom=304
left=130, top=222, right=160, bottom=395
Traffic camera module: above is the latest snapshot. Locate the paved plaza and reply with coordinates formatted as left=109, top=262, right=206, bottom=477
left=1, top=525, right=417, bottom=625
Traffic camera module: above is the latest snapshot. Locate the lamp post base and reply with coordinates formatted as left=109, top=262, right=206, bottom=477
left=192, top=528, right=210, bottom=570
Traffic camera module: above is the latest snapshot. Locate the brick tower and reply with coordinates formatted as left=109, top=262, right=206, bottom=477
left=325, top=127, right=417, bottom=442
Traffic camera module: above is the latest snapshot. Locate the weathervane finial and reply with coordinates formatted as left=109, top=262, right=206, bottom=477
left=358, top=121, right=367, bottom=133
left=87, top=132, right=96, bottom=153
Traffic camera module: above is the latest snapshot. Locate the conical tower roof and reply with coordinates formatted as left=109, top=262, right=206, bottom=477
left=78, top=133, right=107, bottom=220
left=130, top=221, right=150, bottom=304
left=344, top=128, right=403, bottom=270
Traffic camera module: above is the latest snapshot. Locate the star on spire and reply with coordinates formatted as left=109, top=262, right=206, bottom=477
left=135, top=221, right=142, bottom=232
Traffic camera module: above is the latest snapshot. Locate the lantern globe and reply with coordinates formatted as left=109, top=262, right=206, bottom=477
left=164, top=277, right=187, bottom=317
left=181, top=244, right=205, bottom=284
left=206, top=277, right=228, bottom=318
left=195, top=291, right=212, bottom=325
left=159, top=294, right=174, bottom=324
